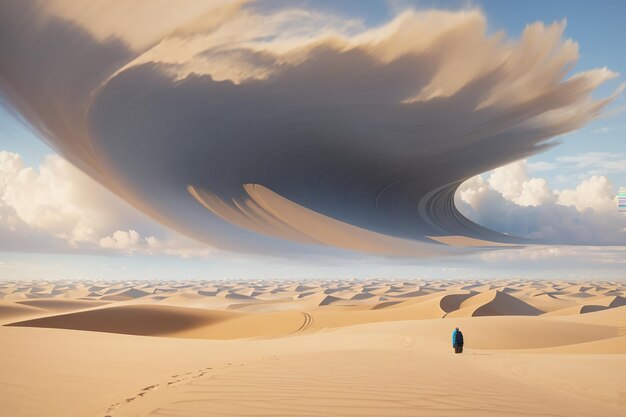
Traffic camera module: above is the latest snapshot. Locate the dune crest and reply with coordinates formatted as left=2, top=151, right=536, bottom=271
left=447, top=289, right=544, bottom=317
left=2, top=279, right=624, bottom=340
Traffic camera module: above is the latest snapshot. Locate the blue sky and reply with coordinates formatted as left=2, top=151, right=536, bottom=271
left=0, top=102, right=53, bottom=167
left=1, top=0, right=625, bottom=280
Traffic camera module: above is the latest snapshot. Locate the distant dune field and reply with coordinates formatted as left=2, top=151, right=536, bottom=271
left=1, top=279, right=625, bottom=417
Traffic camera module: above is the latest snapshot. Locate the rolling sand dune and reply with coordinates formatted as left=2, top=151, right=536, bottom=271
left=7, top=305, right=233, bottom=336
left=544, top=304, right=610, bottom=316
left=0, top=302, right=44, bottom=322
left=7, top=304, right=309, bottom=339
left=520, top=292, right=575, bottom=312
left=16, top=299, right=110, bottom=311
left=447, top=290, right=544, bottom=317
left=1, top=279, right=625, bottom=417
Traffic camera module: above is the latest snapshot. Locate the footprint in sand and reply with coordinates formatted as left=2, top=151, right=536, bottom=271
left=137, top=384, right=160, bottom=396
left=104, top=402, right=120, bottom=417
left=171, top=371, right=193, bottom=378
left=105, top=365, right=217, bottom=415
left=192, top=367, right=213, bottom=378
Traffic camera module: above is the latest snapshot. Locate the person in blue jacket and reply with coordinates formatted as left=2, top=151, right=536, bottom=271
left=452, top=327, right=464, bottom=353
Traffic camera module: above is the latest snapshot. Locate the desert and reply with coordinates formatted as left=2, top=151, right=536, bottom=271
left=1, top=278, right=625, bottom=417
left=1, top=2, right=626, bottom=416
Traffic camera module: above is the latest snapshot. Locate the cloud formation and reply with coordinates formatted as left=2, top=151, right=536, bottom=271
left=457, top=160, right=626, bottom=245
left=0, top=2, right=619, bottom=257
left=0, top=151, right=211, bottom=257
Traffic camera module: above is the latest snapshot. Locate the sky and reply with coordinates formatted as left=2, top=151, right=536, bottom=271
left=0, top=0, right=625, bottom=281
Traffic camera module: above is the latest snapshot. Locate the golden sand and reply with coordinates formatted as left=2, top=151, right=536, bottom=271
left=1, top=278, right=625, bottom=416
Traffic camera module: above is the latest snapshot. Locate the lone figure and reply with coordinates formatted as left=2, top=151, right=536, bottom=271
left=452, top=327, right=464, bottom=354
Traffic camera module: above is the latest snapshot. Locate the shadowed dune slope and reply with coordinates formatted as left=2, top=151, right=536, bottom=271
left=1, top=280, right=626, bottom=417
left=7, top=305, right=235, bottom=336
left=6, top=304, right=307, bottom=339
left=0, top=303, right=44, bottom=321
left=16, top=299, right=110, bottom=311
left=447, top=290, right=544, bottom=317
left=3, top=280, right=626, bottom=343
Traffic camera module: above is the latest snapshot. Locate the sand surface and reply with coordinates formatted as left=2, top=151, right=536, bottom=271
left=1, top=278, right=625, bottom=416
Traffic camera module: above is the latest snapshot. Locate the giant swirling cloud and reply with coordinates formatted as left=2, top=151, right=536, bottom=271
left=0, top=1, right=617, bottom=257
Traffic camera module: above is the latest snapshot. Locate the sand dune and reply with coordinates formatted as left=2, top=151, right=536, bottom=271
left=446, top=289, right=544, bottom=317
left=112, top=349, right=618, bottom=417
left=439, top=292, right=476, bottom=312
left=4, top=279, right=625, bottom=338
left=0, top=302, right=44, bottom=322
left=593, top=295, right=626, bottom=308
left=442, top=316, right=618, bottom=349
left=7, top=303, right=310, bottom=339
left=1, top=308, right=625, bottom=417
left=521, top=292, right=576, bottom=312
left=545, top=304, right=609, bottom=316
left=16, top=299, right=109, bottom=311
left=7, top=305, right=235, bottom=336
left=524, top=335, right=626, bottom=354
left=1, top=279, right=626, bottom=417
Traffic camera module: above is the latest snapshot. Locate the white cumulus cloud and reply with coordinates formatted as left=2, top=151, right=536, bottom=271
left=557, top=175, right=616, bottom=213
left=99, top=229, right=212, bottom=257
left=487, top=160, right=554, bottom=207
left=98, top=229, right=141, bottom=250
left=2, top=152, right=111, bottom=243
left=0, top=150, right=213, bottom=256
left=457, top=160, right=626, bottom=245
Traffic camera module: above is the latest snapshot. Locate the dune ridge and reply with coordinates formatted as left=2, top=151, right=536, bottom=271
left=1, top=279, right=626, bottom=417
left=3, top=279, right=625, bottom=341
